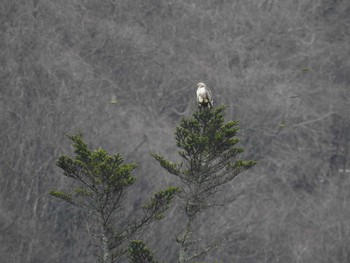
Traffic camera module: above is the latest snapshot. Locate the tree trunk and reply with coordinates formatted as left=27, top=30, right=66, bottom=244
left=101, top=223, right=111, bottom=263
left=178, top=217, right=194, bottom=263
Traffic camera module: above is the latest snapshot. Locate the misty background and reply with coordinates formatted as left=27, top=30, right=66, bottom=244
left=1, top=0, right=350, bottom=262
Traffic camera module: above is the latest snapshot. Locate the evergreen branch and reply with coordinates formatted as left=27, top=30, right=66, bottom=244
left=151, top=153, right=183, bottom=178
left=128, top=240, right=158, bottom=263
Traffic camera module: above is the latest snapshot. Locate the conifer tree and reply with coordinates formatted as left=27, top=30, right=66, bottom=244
left=152, top=106, right=256, bottom=263
left=50, top=134, right=179, bottom=263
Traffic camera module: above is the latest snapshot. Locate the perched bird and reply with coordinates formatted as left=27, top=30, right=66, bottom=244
left=196, top=82, right=213, bottom=109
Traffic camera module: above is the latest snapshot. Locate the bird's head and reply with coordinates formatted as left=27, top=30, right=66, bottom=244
left=197, top=82, right=206, bottom=89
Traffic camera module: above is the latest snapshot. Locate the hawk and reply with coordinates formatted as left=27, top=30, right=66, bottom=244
left=196, top=82, right=213, bottom=109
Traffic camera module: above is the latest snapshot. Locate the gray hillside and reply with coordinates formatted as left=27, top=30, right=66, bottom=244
left=1, top=0, right=350, bottom=262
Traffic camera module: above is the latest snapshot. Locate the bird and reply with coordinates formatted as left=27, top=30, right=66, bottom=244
left=196, top=82, right=213, bottom=109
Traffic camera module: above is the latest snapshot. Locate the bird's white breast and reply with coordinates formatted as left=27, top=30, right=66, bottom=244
left=197, top=87, right=207, bottom=103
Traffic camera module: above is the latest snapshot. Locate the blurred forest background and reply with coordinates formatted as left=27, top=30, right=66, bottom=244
left=1, top=0, right=350, bottom=262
